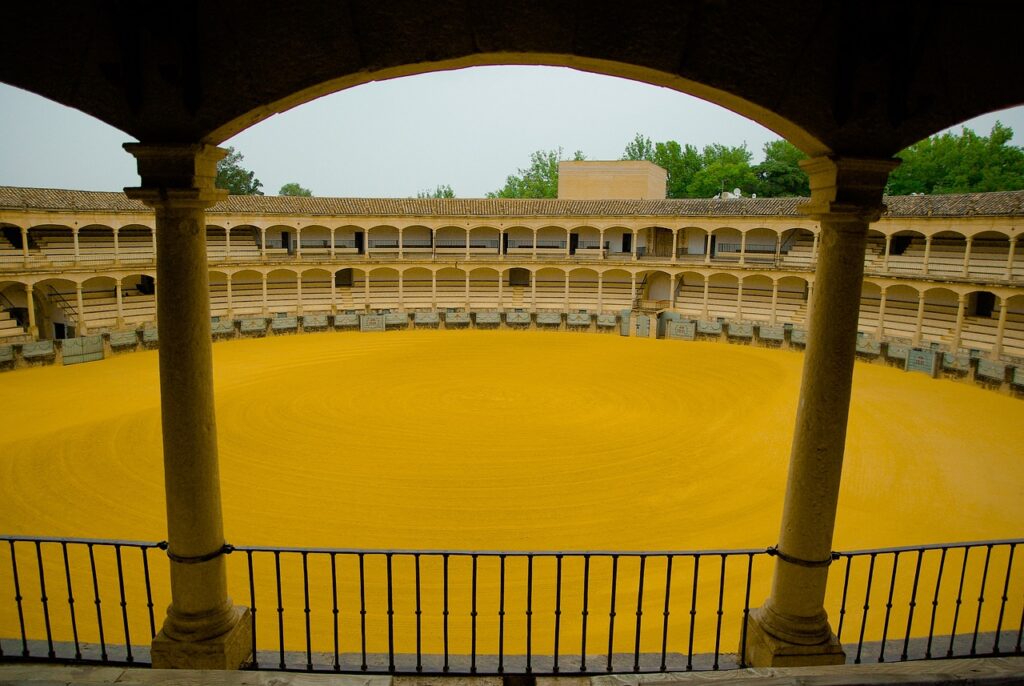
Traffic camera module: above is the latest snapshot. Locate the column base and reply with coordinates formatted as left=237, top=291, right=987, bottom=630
left=151, top=606, right=252, bottom=670
left=742, top=610, right=845, bottom=668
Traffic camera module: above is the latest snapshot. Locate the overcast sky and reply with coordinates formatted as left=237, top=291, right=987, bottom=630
left=2, top=65, right=1023, bottom=199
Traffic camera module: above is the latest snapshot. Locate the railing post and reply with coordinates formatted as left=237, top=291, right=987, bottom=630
left=123, top=142, right=252, bottom=670
left=743, top=155, right=897, bottom=668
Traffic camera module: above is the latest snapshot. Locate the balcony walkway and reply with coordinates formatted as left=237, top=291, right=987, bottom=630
left=2, top=657, right=1022, bottom=686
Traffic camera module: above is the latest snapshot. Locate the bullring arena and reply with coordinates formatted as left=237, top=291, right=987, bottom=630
left=1, top=175, right=1022, bottom=672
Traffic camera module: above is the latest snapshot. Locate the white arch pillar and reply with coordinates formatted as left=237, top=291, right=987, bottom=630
left=961, top=237, right=973, bottom=277
left=993, top=296, right=1009, bottom=359
left=72, top=227, right=81, bottom=265
left=922, top=235, right=932, bottom=274
left=952, top=293, right=967, bottom=350
left=25, top=283, right=37, bottom=339
left=1006, top=237, right=1018, bottom=279
left=913, top=291, right=926, bottom=346
left=115, top=279, right=124, bottom=328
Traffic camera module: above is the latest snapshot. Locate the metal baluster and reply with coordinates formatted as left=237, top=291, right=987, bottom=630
left=526, top=554, right=533, bottom=674
left=879, top=551, right=901, bottom=662
left=993, top=543, right=1016, bottom=654
left=359, top=552, right=367, bottom=672
left=836, top=555, right=852, bottom=642
left=302, top=552, right=312, bottom=671
left=275, top=551, right=285, bottom=669
left=971, top=544, right=993, bottom=655
left=247, top=550, right=259, bottom=669
left=713, top=554, right=726, bottom=670
left=607, top=554, right=619, bottom=672
left=87, top=543, right=107, bottom=661
left=926, top=547, right=948, bottom=659
left=415, top=553, right=422, bottom=673
left=855, top=552, right=877, bottom=664
left=443, top=553, right=450, bottom=673
left=34, top=541, right=55, bottom=658
left=738, top=553, right=753, bottom=669
left=62, top=542, right=81, bottom=659
left=387, top=553, right=395, bottom=673
left=331, top=553, right=339, bottom=672
left=901, top=550, right=925, bottom=661
left=633, top=556, right=646, bottom=672
left=660, top=555, right=674, bottom=672
left=140, top=547, right=155, bottom=640
left=470, top=554, right=478, bottom=674
left=10, top=540, right=29, bottom=657
left=947, top=546, right=971, bottom=657
left=554, top=554, right=562, bottom=673
left=113, top=544, right=132, bottom=663
left=498, top=554, right=505, bottom=674
left=580, top=554, right=590, bottom=673
left=686, top=555, right=700, bottom=671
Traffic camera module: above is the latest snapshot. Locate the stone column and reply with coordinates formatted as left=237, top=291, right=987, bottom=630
left=739, top=231, right=748, bottom=266
left=21, top=226, right=29, bottom=267
left=532, top=230, right=538, bottom=259
left=115, top=280, right=124, bottom=328
left=770, top=280, right=779, bottom=325
left=25, top=283, right=37, bottom=339
left=465, top=272, right=471, bottom=308
left=497, top=229, right=504, bottom=259
left=952, top=293, right=967, bottom=350
left=671, top=230, right=679, bottom=263
left=993, top=296, right=1009, bottom=359
left=922, top=235, right=932, bottom=274
left=961, top=237, right=973, bottom=277
left=123, top=142, right=251, bottom=670
left=597, top=273, right=604, bottom=312
left=876, top=287, right=888, bottom=340
left=702, top=277, right=710, bottom=317
left=630, top=274, right=637, bottom=307
left=153, top=277, right=159, bottom=325
left=113, top=228, right=122, bottom=265
left=398, top=271, right=404, bottom=309
left=669, top=274, right=677, bottom=309
left=565, top=229, right=571, bottom=258
left=744, top=155, right=897, bottom=668
left=261, top=273, right=268, bottom=316
left=226, top=274, right=233, bottom=319
left=497, top=271, right=503, bottom=309
left=704, top=232, right=712, bottom=265
left=330, top=272, right=337, bottom=315
left=73, top=227, right=81, bottom=265
left=631, top=230, right=638, bottom=261
left=431, top=271, right=437, bottom=309
left=295, top=228, right=303, bottom=260
left=363, top=270, right=370, bottom=311
left=1006, top=237, right=1018, bottom=280
left=735, top=279, right=744, bottom=320
left=775, top=232, right=782, bottom=266
left=811, top=231, right=819, bottom=262
left=75, top=282, right=88, bottom=335
left=531, top=272, right=537, bottom=310
left=330, top=228, right=337, bottom=260
left=224, top=228, right=231, bottom=262
left=599, top=229, right=606, bottom=259
left=466, top=228, right=472, bottom=261
left=260, top=228, right=267, bottom=262
left=564, top=273, right=570, bottom=309
left=398, top=227, right=404, bottom=260
left=365, top=230, right=372, bottom=260
left=882, top=235, right=892, bottom=272
left=913, top=291, right=926, bottom=346
left=296, top=273, right=303, bottom=316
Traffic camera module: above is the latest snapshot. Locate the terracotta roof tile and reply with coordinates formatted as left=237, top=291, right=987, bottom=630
left=1, top=186, right=1022, bottom=218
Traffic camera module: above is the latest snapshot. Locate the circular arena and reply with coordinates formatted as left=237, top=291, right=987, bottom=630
left=1, top=328, right=1021, bottom=668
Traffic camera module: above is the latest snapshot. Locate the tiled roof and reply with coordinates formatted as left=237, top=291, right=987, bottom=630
left=1, top=186, right=1022, bottom=218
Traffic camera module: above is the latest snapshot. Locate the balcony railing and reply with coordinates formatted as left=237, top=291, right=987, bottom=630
left=1, top=536, right=1020, bottom=674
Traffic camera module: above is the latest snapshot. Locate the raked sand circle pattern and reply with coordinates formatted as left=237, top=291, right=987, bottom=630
left=0, top=329, right=1021, bottom=662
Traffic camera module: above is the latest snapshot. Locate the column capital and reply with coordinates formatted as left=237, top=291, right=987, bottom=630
left=123, top=143, right=228, bottom=209
left=798, top=156, right=900, bottom=224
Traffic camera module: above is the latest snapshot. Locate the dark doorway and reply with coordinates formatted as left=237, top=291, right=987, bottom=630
left=707, top=234, right=717, bottom=257
left=973, top=291, right=996, bottom=318
left=622, top=233, right=632, bottom=255
left=281, top=231, right=292, bottom=254
left=509, top=268, right=530, bottom=287
left=354, top=232, right=365, bottom=254
left=335, top=269, right=353, bottom=288
left=569, top=233, right=579, bottom=255
left=502, top=233, right=509, bottom=255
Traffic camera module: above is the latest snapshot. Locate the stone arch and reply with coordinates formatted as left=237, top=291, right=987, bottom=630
left=300, top=268, right=333, bottom=313
left=533, top=266, right=566, bottom=311
left=401, top=267, right=433, bottom=310
left=567, top=267, right=599, bottom=311
left=266, top=267, right=299, bottom=315
left=31, top=276, right=80, bottom=338
left=739, top=273, right=774, bottom=322
left=435, top=266, right=467, bottom=309
left=468, top=266, right=500, bottom=309
left=367, top=267, right=400, bottom=310
left=230, top=269, right=265, bottom=317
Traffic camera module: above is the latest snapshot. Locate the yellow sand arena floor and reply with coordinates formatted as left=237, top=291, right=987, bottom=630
left=0, top=330, right=1021, bottom=660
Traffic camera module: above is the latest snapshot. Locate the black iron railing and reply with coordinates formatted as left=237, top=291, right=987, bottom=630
left=1, top=537, right=1021, bottom=673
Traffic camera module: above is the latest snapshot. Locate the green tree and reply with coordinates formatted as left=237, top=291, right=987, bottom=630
left=487, top=148, right=586, bottom=198
left=215, top=147, right=263, bottom=195
left=686, top=143, right=757, bottom=198
left=752, top=140, right=809, bottom=197
left=887, top=122, right=1024, bottom=195
left=278, top=182, right=312, bottom=197
left=621, top=133, right=655, bottom=162
left=620, top=134, right=708, bottom=198
left=417, top=184, right=455, bottom=198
